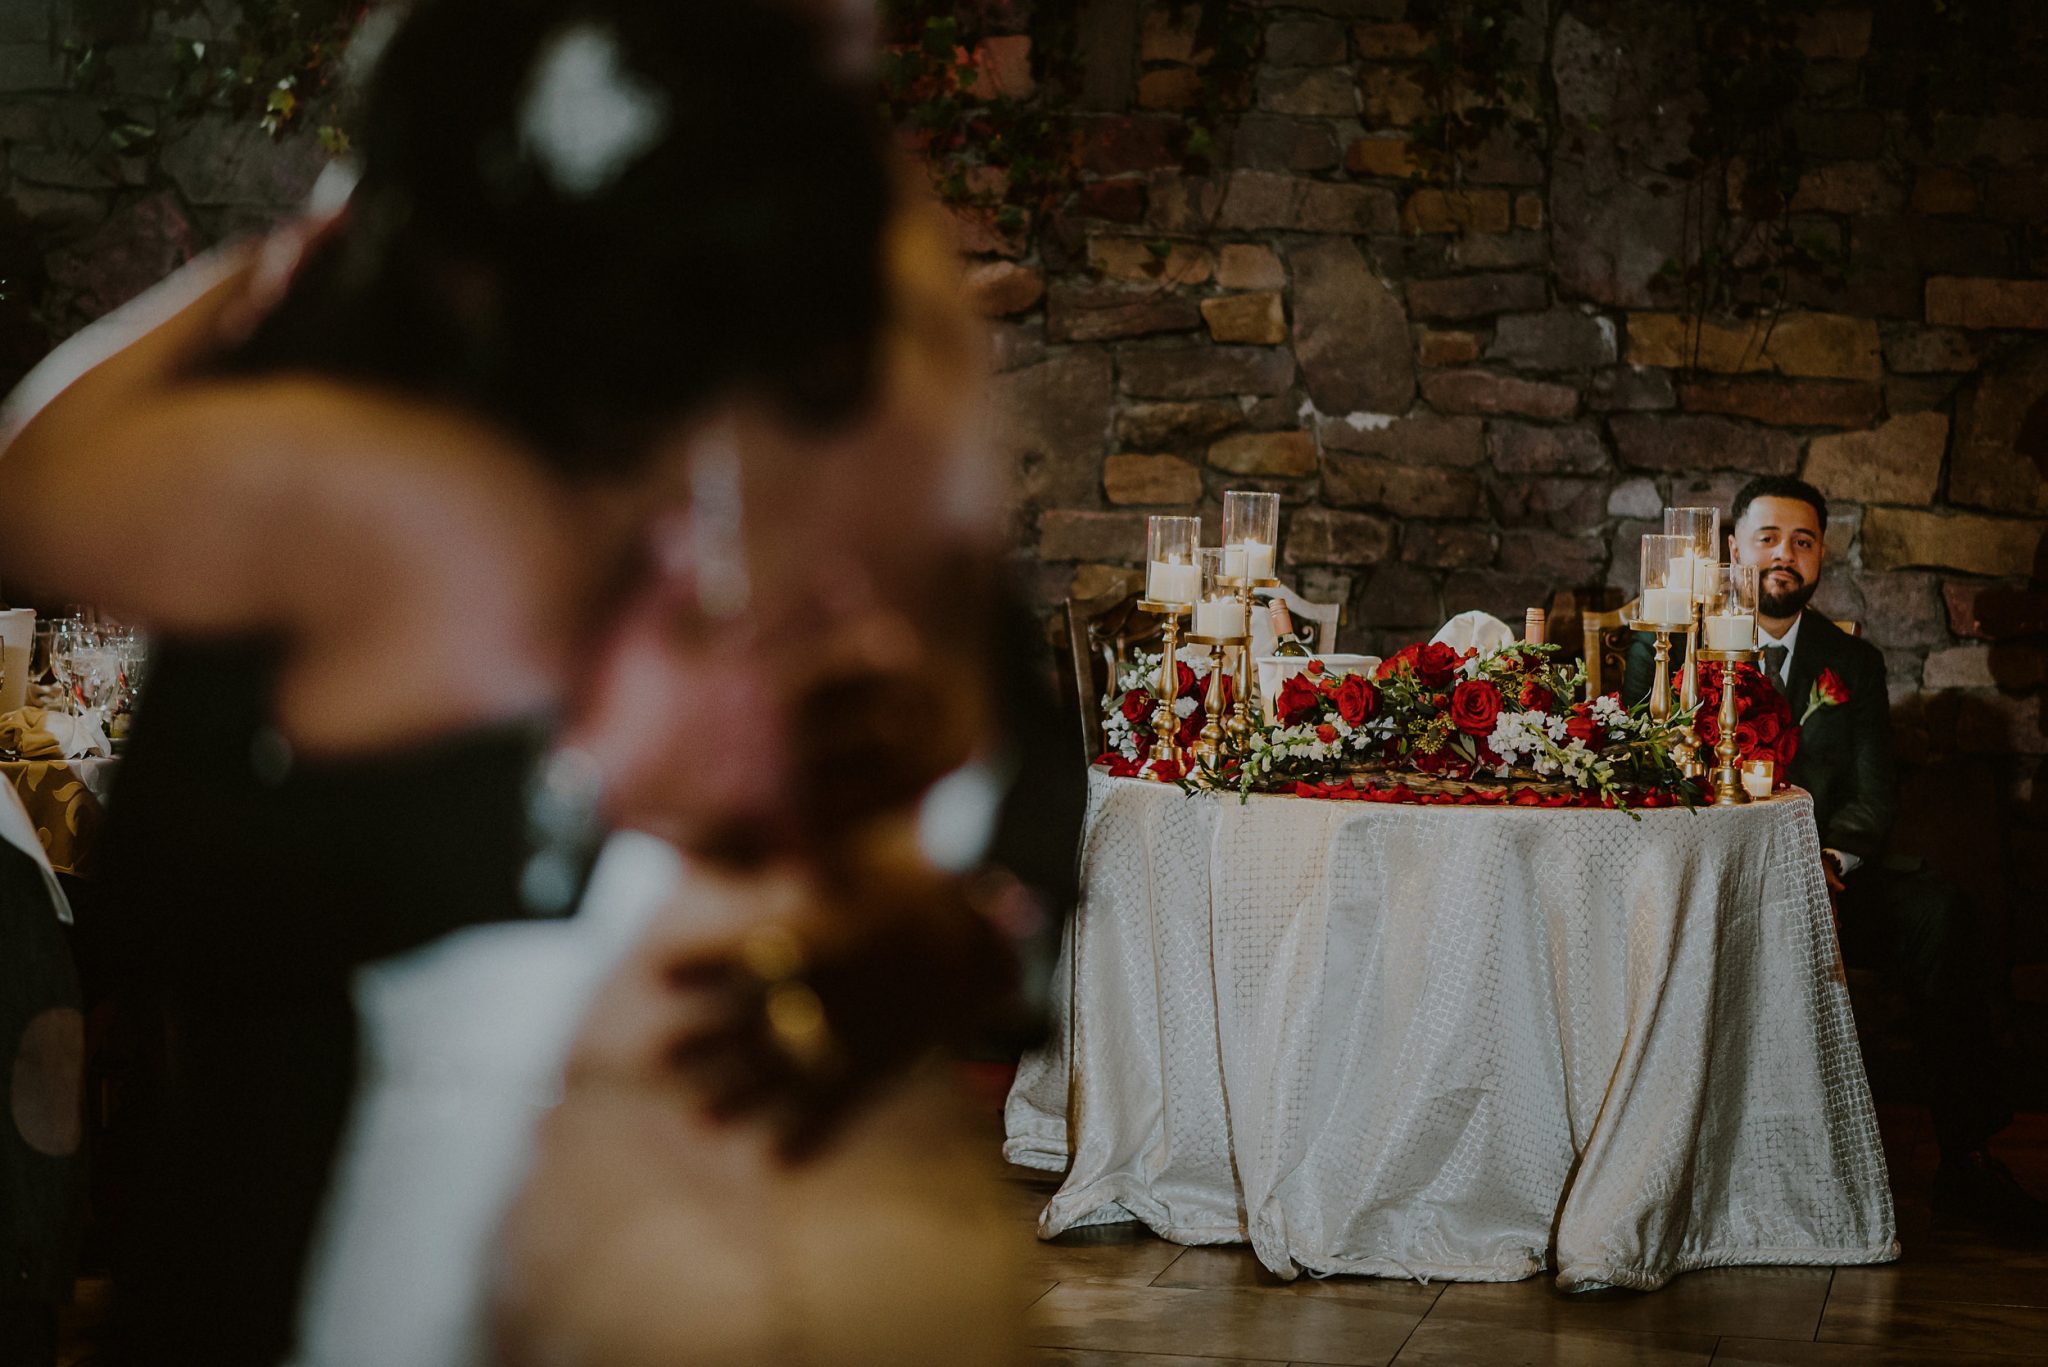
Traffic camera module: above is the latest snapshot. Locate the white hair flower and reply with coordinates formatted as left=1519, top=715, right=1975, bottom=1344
left=519, top=24, right=670, bottom=198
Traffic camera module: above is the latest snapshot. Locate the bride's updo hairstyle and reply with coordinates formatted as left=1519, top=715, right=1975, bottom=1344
left=224, top=0, right=893, bottom=473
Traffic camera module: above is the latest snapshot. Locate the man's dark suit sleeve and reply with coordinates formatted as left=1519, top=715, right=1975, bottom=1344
left=1818, top=646, right=1897, bottom=863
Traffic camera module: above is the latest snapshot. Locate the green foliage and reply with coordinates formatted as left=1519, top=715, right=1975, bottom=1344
left=1406, top=0, right=1543, bottom=184
left=63, top=0, right=366, bottom=149
left=878, top=0, right=1078, bottom=223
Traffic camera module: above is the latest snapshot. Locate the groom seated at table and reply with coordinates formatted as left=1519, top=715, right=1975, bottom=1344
left=1624, top=474, right=2045, bottom=1238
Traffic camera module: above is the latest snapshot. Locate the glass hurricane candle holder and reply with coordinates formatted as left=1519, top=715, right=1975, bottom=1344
left=1701, top=563, right=1759, bottom=652
left=1220, top=491, right=1279, bottom=584
left=1144, top=515, right=1201, bottom=606
left=1663, top=506, right=1721, bottom=603
left=1191, top=548, right=1248, bottom=640
left=1638, top=533, right=1695, bottom=627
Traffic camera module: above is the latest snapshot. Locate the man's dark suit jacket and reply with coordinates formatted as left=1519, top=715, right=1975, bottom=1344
left=1622, top=608, right=1896, bottom=863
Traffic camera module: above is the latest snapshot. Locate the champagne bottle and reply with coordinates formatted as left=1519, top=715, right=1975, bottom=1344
left=1267, top=598, right=1311, bottom=658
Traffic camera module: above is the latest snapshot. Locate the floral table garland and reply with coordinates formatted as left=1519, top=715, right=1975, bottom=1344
left=1099, top=638, right=1802, bottom=813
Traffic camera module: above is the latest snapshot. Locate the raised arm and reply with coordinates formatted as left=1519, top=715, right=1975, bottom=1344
left=0, top=232, right=568, bottom=647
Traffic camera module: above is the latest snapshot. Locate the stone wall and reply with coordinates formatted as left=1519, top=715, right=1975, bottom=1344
left=3, top=1, right=2044, bottom=962
left=0, top=0, right=328, bottom=373
left=980, top=0, right=2048, bottom=962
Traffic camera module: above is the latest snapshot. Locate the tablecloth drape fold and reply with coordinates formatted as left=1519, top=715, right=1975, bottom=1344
left=1005, top=771, right=1897, bottom=1290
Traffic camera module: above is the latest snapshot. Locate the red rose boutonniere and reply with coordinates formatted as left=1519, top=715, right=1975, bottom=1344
left=1801, top=667, right=1849, bottom=724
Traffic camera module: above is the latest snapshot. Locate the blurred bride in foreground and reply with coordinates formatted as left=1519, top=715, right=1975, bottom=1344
left=285, top=5, right=1033, bottom=1365
left=4, top=0, right=1036, bottom=1362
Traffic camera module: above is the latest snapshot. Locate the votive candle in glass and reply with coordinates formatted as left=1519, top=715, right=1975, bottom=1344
left=1701, top=562, right=1760, bottom=650
left=1192, top=548, right=1248, bottom=637
left=1638, top=533, right=1695, bottom=627
left=1221, top=491, right=1280, bottom=583
left=1741, top=757, right=1775, bottom=799
left=1145, top=515, right=1201, bottom=605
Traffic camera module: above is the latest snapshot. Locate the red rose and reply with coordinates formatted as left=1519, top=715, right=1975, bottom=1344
left=1333, top=675, right=1377, bottom=726
left=1414, top=642, right=1461, bottom=688
left=1307, top=659, right=1324, bottom=675
left=1564, top=714, right=1605, bottom=749
left=1376, top=643, right=1421, bottom=679
left=1749, top=708, right=1782, bottom=745
left=1316, top=723, right=1338, bottom=743
left=1176, top=662, right=1199, bottom=698
left=1449, top=679, right=1504, bottom=736
left=1817, top=667, right=1849, bottom=706
left=1120, top=689, right=1153, bottom=724
left=1735, top=720, right=1761, bottom=758
left=1777, top=727, right=1801, bottom=768
left=1103, top=754, right=1143, bottom=778
left=1518, top=679, right=1554, bottom=712
left=1277, top=673, right=1322, bottom=725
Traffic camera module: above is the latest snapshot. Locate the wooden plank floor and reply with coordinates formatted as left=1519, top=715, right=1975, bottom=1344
left=1014, top=1107, right=2048, bottom=1367
left=53, top=1105, right=2046, bottom=1364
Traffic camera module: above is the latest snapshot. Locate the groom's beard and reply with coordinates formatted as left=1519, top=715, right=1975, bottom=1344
left=1759, top=567, right=1819, bottom=619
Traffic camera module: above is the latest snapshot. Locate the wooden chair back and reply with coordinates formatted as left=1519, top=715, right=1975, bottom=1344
left=1581, top=598, right=1637, bottom=700
left=1063, top=590, right=1166, bottom=764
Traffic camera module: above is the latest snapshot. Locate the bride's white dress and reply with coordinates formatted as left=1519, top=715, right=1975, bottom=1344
left=286, top=831, right=682, bottom=1367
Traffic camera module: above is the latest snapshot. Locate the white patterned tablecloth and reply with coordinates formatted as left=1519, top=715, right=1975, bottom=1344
left=1003, top=770, right=1898, bottom=1290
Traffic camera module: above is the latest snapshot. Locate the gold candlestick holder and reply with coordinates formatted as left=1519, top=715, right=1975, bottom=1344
left=1695, top=646, right=1759, bottom=806
left=1671, top=599, right=1707, bottom=780
left=1222, top=575, right=1281, bottom=743
left=1625, top=614, right=1692, bottom=723
left=1139, top=598, right=1192, bottom=774
left=1185, top=633, right=1250, bottom=771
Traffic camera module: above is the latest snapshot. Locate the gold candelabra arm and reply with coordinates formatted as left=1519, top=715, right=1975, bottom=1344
left=1650, top=629, right=1672, bottom=722
left=1696, top=647, right=1757, bottom=805
left=1138, top=599, right=1191, bottom=774
left=1680, top=601, right=1701, bottom=713
left=1185, top=634, right=1246, bottom=771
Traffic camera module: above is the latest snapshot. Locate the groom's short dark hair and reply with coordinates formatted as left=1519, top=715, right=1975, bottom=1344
left=1731, top=475, right=1829, bottom=533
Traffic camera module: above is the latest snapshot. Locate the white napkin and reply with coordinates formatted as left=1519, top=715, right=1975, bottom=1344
left=0, top=780, right=73, bottom=924
left=0, top=706, right=111, bottom=760
left=1430, top=610, right=1517, bottom=654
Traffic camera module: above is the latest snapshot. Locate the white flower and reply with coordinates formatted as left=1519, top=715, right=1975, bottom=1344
left=519, top=25, right=671, bottom=198
left=1173, top=695, right=1199, bottom=719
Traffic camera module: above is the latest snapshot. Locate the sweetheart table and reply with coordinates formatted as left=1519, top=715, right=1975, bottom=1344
left=1003, top=769, right=1898, bottom=1290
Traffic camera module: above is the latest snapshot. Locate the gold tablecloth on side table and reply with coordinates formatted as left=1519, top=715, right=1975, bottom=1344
left=2, top=758, right=115, bottom=876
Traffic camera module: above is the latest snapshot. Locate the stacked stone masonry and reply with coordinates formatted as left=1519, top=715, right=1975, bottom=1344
left=1, top=1, right=2045, bottom=959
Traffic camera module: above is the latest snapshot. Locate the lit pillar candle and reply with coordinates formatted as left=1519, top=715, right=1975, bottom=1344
left=1147, top=560, right=1200, bottom=605
left=1240, top=539, right=1274, bottom=580
left=1193, top=596, right=1247, bottom=638
left=1702, top=611, right=1756, bottom=651
left=1642, top=588, right=1691, bottom=626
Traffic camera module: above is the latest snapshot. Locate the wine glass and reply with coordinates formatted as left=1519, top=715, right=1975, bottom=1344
left=48, top=618, right=94, bottom=714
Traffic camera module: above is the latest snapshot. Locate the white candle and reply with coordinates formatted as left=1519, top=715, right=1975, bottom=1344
left=1641, top=587, right=1691, bottom=626
left=1241, top=539, right=1275, bottom=580
left=1221, top=545, right=1245, bottom=579
left=1666, top=553, right=1717, bottom=604
left=1147, top=559, right=1200, bottom=605
left=1193, top=597, right=1247, bottom=638
left=1702, top=612, right=1755, bottom=651
left=1741, top=760, right=1774, bottom=799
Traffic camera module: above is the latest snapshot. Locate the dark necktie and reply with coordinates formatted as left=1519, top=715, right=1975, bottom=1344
left=1762, top=643, right=1789, bottom=695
